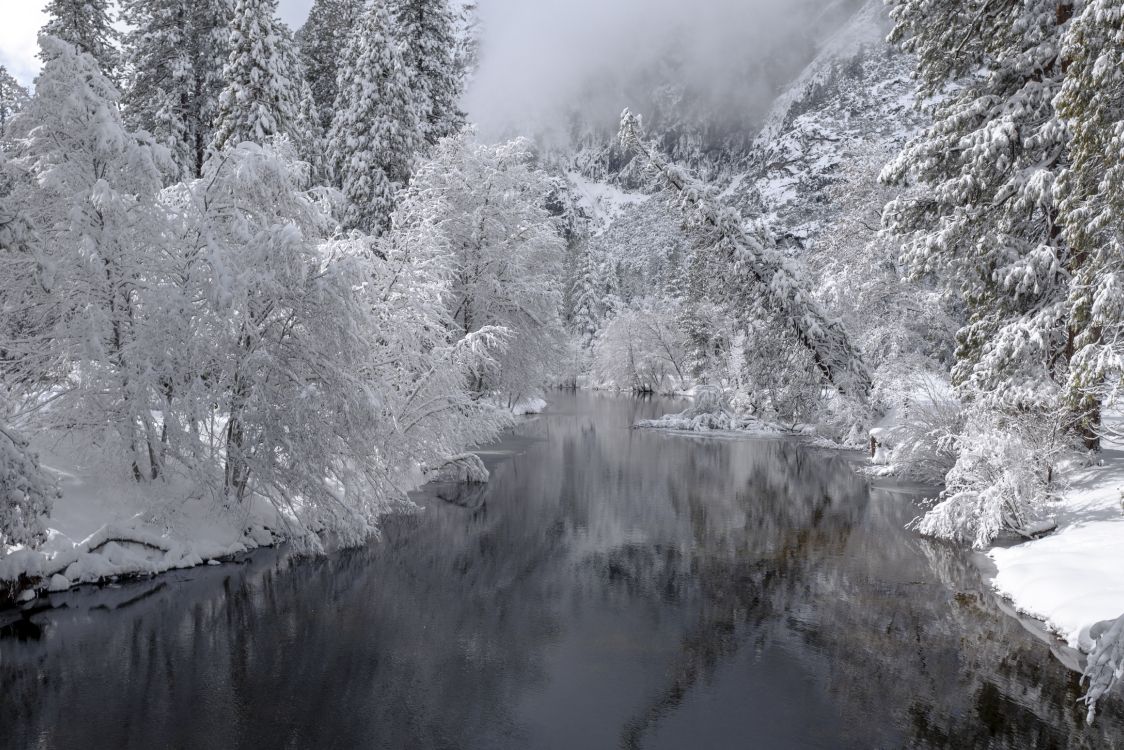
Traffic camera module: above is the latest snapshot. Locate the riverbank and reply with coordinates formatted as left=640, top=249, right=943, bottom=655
left=987, top=448, right=1124, bottom=655
left=0, top=398, right=549, bottom=606
left=0, top=439, right=285, bottom=605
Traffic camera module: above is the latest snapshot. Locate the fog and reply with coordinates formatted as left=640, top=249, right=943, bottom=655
left=465, top=0, right=864, bottom=146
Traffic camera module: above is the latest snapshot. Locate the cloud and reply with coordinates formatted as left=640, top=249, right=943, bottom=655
left=0, top=0, right=47, bottom=86
left=464, top=0, right=858, bottom=144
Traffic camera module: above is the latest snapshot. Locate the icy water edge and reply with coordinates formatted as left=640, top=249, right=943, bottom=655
left=1, top=392, right=1122, bottom=749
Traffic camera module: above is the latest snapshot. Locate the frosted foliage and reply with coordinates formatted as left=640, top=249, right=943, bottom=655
left=209, top=0, right=312, bottom=157
left=1083, top=614, right=1124, bottom=722
left=298, top=0, right=366, bottom=129
left=913, top=409, right=1061, bottom=549
left=2, top=37, right=171, bottom=480
left=592, top=303, right=688, bottom=393
left=42, top=0, right=120, bottom=76
left=618, top=109, right=871, bottom=403
left=390, top=0, right=465, bottom=145
left=1056, top=0, right=1124, bottom=439
left=159, top=139, right=509, bottom=543
left=0, top=67, right=30, bottom=135
left=0, top=422, right=56, bottom=548
left=327, top=0, right=420, bottom=232
left=121, top=0, right=231, bottom=178
left=391, top=135, right=566, bottom=401
left=882, top=0, right=1071, bottom=409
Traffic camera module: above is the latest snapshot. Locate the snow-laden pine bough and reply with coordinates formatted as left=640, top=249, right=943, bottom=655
left=617, top=109, right=872, bottom=405
left=1083, top=614, right=1124, bottom=722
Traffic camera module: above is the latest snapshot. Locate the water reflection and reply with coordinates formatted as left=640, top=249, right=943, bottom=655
left=1, top=392, right=1121, bottom=749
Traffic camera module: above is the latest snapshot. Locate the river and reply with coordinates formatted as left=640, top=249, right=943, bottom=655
left=1, top=392, right=1122, bottom=749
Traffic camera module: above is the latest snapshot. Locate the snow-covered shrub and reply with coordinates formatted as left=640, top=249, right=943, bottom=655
left=872, top=374, right=964, bottom=482
left=912, top=407, right=1064, bottom=549
left=592, top=302, right=688, bottom=393
left=0, top=423, right=57, bottom=548
left=734, top=323, right=823, bottom=429
left=1083, top=614, right=1124, bottom=723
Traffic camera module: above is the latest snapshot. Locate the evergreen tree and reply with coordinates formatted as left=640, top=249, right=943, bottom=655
left=41, top=0, right=120, bottom=77
left=298, top=0, right=366, bottom=130
left=1057, top=0, right=1124, bottom=447
left=390, top=0, right=465, bottom=145
left=209, top=0, right=311, bottom=156
left=569, top=243, right=601, bottom=349
left=0, top=67, right=30, bottom=136
left=277, top=22, right=325, bottom=177
left=881, top=1, right=1074, bottom=411
left=121, top=0, right=231, bottom=178
left=327, top=0, right=420, bottom=233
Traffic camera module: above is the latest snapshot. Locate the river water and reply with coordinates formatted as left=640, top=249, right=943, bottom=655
left=2, top=392, right=1122, bottom=749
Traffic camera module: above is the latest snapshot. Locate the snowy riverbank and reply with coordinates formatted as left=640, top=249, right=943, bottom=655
left=987, top=450, right=1124, bottom=655
left=0, top=440, right=285, bottom=604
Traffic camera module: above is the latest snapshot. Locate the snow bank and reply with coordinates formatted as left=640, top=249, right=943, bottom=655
left=989, top=452, right=1124, bottom=650
left=0, top=442, right=283, bottom=603
left=511, top=397, right=547, bottom=416
left=987, top=436, right=1124, bottom=717
left=566, top=172, right=649, bottom=235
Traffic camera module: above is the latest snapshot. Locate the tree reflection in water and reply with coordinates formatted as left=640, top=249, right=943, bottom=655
left=1, top=392, right=1121, bottom=749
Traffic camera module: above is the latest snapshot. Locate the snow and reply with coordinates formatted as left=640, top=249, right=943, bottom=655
left=511, top=397, right=547, bottom=416
left=989, top=449, right=1124, bottom=650
left=0, top=438, right=284, bottom=598
left=566, top=172, right=649, bottom=235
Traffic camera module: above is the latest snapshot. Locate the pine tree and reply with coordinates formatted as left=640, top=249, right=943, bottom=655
left=0, top=67, right=30, bottom=136
left=209, top=0, right=311, bottom=156
left=121, top=0, right=231, bottom=178
left=390, top=0, right=465, bottom=146
left=298, top=0, right=366, bottom=131
left=1057, top=0, right=1124, bottom=448
left=41, top=0, right=120, bottom=77
left=327, top=0, right=420, bottom=233
left=881, top=1, right=1074, bottom=411
left=569, top=243, right=601, bottom=349
left=276, top=22, right=325, bottom=177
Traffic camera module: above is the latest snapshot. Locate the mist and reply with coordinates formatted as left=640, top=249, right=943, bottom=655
left=465, top=0, right=864, bottom=147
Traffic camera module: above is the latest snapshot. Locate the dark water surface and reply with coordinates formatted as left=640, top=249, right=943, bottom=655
left=2, top=392, right=1123, bottom=749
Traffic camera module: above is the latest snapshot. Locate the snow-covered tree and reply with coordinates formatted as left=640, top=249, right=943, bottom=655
left=390, top=0, right=465, bottom=146
left=120, top=0, right=231, bottom=178
left=209, top=0, right=312, bottom=156
left=297, top=0, right=366, bottom=130
left=3, top=37, right=171, bottom=481
left=569, top=242, right=601, bottom=349
left=166, top=137, right=508, bottom=539
left=276, top=22, right=326, bottom=177
left=881, top=0, right=1072, bottom=413
left=880, top=1, right=1078, bottom=545
left=1083, top=614, right=1124, bottom=722
left=327, top=0, right=420, bottom=232
left=0, top=67, right=30, bottom=136
left=392, top=135, right=567, bottom=401
left=41, top=0, right=120, bottom=77
left=0, top=420, right=57, bottom=549
left=1056, top=0, right=1124, bottom=447
left=619, top=109, right=872, bottom=402
left=592, top=302, right=688, bottom=393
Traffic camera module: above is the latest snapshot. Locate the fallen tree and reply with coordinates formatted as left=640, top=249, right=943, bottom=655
left=617, top=109, right=872, bottom=404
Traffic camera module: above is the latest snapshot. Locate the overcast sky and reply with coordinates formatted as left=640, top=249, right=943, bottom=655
left=0, top=0, right=315, bottom=86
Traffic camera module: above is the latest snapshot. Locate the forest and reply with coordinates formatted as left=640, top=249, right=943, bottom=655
left=1, top=0, right=1123, bottom=733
